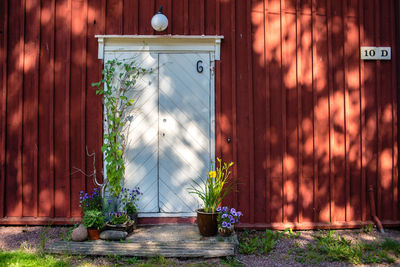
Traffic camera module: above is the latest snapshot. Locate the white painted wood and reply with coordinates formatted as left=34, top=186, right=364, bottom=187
left=158, top=53, right=211, bottom=213
left=95, top=35, right=223, bottom=60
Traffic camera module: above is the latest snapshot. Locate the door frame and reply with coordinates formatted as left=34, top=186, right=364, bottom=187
left=96, top=35, right=223, bottom=217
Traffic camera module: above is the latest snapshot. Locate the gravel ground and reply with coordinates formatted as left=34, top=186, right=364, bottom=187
left=0, top=226, right=400, bottom=266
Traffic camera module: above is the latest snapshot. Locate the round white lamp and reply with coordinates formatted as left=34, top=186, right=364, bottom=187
left=151, top=6, right=168, bottom=32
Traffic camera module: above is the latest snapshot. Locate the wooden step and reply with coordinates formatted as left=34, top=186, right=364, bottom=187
left=46, top=239, right=236, bottom=258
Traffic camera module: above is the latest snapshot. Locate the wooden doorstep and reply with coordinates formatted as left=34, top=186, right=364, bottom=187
left=46, top=240, right=236, bottom=258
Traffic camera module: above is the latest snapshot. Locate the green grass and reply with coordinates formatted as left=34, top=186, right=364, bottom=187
left=0, top=251, right=69, bottom=267
left=239, top=228, right=300, bottom=255
left=291, top=230, right=398, bottom=265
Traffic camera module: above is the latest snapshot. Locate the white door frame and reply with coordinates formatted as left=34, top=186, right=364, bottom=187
left=96, top=35, right=223, bottom=217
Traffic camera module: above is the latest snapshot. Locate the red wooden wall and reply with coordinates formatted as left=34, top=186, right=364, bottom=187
left=0, top=0, right=399, bottom=228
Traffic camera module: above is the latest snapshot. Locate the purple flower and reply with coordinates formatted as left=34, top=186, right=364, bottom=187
left=222, top=214, right=228, bottom=218
left=222, top=207, right=227, bottom=212
left=108, top=199, right=113, bottom=204
left=226, top=223, right=231, bottom=228
left=216, top=207, right=221, bottom=212
left=230, top=218, right=235, bottom=224
left=231, top=211, right=237, bottom=216
left=237, top=211, right=242, bottom=216
left=222, top=221, right=228, bottom=228
left=229, top=215, right=233, bottom=220
left=230, top=208, right=236, bottom=214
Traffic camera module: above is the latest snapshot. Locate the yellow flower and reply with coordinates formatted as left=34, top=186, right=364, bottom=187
left=209, top=171, right=216, bottom=178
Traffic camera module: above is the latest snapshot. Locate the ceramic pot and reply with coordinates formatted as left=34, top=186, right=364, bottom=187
left=196, top=209, right=218, bottom=236
left=105, top=220, right=135, bottom=233
left=87, top=229, right=101, bottom=240
left=218, top=225, right=234, bottom=237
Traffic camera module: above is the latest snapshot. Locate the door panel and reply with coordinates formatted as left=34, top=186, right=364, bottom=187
left=158, top=53, right=211, bottom=213
left=109, top=52, right=159, bottom=213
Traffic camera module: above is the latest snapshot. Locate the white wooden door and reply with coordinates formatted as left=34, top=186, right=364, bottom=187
left=111, top=52, right=212, bottom=215
left=158, top=53, right=212, bottom=213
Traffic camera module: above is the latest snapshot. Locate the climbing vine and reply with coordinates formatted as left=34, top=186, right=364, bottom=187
left=92, top=59, right=151, bottom=197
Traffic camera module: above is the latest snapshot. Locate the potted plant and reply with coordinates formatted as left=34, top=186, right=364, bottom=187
left=217, top=206, right=242, bottom=237
left=105, top=211, right=135, bottom=233
left=188, top=158, right=235, bottom=236
left=119, top=187, right=141, bottom=228
left=79, top=187, right=102, bottom=213
left=82, top=210, right=105, bottom=240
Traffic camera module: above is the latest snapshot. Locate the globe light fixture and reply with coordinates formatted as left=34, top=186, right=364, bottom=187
left=151, top=6, right=168, bottom=32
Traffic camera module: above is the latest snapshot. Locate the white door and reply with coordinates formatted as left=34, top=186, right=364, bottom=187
left=120, top=52, right=213, bottom=215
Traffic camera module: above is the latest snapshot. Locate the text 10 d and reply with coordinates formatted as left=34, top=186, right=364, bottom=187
left=361, top=47, right=391, bottom=60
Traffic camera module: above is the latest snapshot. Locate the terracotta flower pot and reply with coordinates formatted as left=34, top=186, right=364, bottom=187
left=87, top=229, right=101, bottom=240
left=196, top=209, right=218, bottom=236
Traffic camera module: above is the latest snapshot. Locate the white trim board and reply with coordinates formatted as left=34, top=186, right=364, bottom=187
left=95, top=35, right=224, bottom=60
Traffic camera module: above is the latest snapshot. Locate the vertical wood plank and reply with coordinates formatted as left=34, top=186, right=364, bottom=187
left=250, top=0, right=266, bottom=223
left=231, top=0, right=238, bottom=211
left=280, top=0, right=287, bottom=224
left=205, top=0, right=216, bottom=35
left=188, top=0, right=201, bottom=35
left=86, top=0, right=105, bottom=192
left=296, top=0, right=303, bottom=224
left=38, top=0, right=55, bottom=217
left=23, top=0, right=40, bottom=217
left=54, top=0, right=71, bottom=218
left=269, top=0, right=283, bottom=223
left=123, top=0, right=139, bottom=34
left=326, top=0, right=335, bottom=223
left=315, top=0, right=330, bottom=223
left=183, top=0, right=188, bottom=34
left=106, top=0, right=123, bottom=34
left=264, top=0, right=271, bottom=224
left=246, top=0, right=255, bottom=224
left=359, top=0, right=366, bottom=222
left=379, top=0, right=393, bottom=221
left=311, top=0, right=318, bottom=223
left=172, top=0, right=184, bottom=34
left=6, top=0, right=24, bottom=217
left=70, top=0, right=88, bottom=217
left=374, top=0, right=382, bottom=219
left=390, top=0, right=398, bottom=222
left=299, top=2, right=314, bottom=223
left=139, top=0, right=154, bottom=35
left=0, top=0, right=8, bottom=218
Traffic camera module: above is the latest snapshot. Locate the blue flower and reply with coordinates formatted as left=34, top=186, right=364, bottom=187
left=229, top=215, right=233, bottom=220
left=226, top=223, right=231, bottom=228
left=216, top=207, right=221, bottom=212
left=222, top=207, right=227, bottom=212
left=222, top=221, right=227, bottom=228
left=237, top=211, right=242, bottom=216
left=230, top=208, right=236, bottom=214
left=231, top=211, right=237, bottom=216
left=230, top=218, right=235, bottom=224
left=222, top=214, right=228, bottom=218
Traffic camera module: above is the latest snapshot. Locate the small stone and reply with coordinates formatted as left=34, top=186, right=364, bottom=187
left=71, top=224, right=88, bottom=242
left=100, top=230, right=128, bottom=241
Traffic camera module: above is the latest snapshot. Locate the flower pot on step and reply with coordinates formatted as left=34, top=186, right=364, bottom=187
left=196, top=209, right=218, bottom=236
left=87, top=229, right=101, bottom=240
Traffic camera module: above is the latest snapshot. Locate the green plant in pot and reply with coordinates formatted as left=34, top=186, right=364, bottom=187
left=188, top=158, right=235, bottom=236
left=82, top=210, right=105, bottom=240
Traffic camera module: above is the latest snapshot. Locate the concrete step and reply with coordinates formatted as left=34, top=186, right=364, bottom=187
left=45, top=224, right=238, bottom=258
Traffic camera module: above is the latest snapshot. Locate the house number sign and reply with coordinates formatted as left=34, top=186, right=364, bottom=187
left=360, top=46, right=391, bottom=60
